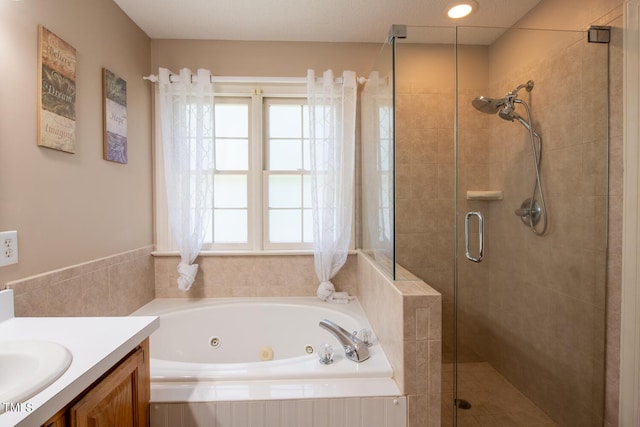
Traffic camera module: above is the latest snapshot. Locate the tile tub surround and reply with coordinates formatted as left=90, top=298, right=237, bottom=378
left=155, top=251, right=441, bottom=426
left=153, top=253, right=358, bottom=298
left=357, top=251, right=442, bottom=427
left=4, top=246, right=154, bottom=317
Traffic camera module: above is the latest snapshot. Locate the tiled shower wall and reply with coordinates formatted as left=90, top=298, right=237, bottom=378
left=4, top=246, right=155, bottom=317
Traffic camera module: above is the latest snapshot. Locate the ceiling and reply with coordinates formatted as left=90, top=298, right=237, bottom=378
left=113, top=0, right=543, bottom=44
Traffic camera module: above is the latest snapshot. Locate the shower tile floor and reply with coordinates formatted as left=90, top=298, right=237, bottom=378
left=441, top=362, right=558, bottom=427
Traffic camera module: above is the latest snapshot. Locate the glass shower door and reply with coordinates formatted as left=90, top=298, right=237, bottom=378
left=454, top=26, right=609, bottom=426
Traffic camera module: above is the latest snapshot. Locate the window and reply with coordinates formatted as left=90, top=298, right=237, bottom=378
left=210, top=99, right=250, bottom=246
left=156, top=83, right=322, bottom=252
left=264, top=99, right=313, bottom=249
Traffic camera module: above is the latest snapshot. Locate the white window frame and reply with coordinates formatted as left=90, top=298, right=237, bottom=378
left=262, top=97, right=314, bottom=251
left=153, top=79, right=355, bottom=254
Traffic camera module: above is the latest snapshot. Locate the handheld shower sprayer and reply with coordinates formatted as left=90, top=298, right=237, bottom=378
left=470, top=80, right=547, bottom=236
left=497, top=80, right=534, bottom=127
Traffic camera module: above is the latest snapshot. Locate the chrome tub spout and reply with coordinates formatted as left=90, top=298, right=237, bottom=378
left=319, top=319, right=370, bottom=363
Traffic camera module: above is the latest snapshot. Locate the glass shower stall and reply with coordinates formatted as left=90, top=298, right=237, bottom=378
left=362, top=24, right=609, bottom=426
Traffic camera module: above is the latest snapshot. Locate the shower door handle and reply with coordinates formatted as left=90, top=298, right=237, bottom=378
left=465, top=211, right=484, bottom=263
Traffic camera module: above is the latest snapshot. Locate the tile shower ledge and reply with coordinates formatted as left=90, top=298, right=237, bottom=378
left=0, top=290, right=159, bottom=427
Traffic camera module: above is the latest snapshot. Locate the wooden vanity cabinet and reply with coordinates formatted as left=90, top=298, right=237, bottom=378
left=43, top=339, right=150, bottom=427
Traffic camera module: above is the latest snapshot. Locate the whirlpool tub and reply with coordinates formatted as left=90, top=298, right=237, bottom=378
left=131, top=297, right=401, bottom=403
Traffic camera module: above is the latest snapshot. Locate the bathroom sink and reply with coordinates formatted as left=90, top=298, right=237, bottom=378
left=0, top=340, right=72, bottom=410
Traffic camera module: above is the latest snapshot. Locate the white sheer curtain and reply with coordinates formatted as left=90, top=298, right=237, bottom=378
left=307, top=69, right=357, bottom=303
left=158, top=68, right=214, bottom=290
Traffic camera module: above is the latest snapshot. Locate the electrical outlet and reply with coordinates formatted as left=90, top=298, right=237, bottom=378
left=0, top=231, right=18, bottom=266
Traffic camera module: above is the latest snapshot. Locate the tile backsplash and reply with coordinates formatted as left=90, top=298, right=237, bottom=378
left=5, top=246, right=154, bottom=317
left=154, top=253, right=358, bottom=298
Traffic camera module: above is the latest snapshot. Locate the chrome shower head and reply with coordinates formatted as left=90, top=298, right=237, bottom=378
left=471, top=80, right=534, bottom=116
left=472, top=80, right=537, bottom=135
left=472, top=94, right=524, bottom=124
left=471, top=96, right=506, bottom=114
left=472, top=95, right=538, bottom=137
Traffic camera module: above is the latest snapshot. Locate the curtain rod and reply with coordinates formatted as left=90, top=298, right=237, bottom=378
left=142, top=74, right=368, bottom=85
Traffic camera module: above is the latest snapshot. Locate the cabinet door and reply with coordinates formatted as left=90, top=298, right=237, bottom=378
left=42, top=408, right=66, bottom=427
left=70, top=342, right=149, bottom=427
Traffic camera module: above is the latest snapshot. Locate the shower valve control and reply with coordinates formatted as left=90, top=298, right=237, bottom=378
left=0, top=231, right=18, bottom=267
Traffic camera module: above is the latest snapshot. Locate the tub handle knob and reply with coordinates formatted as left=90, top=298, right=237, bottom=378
left=318, top=343, right=334, bottom=365
left=357, top=328, right=375, bottom=347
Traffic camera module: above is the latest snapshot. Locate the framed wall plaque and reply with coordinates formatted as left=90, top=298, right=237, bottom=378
left=103, top=69, right=127, bottom=163
left=37, top=26, right=76, bottom=153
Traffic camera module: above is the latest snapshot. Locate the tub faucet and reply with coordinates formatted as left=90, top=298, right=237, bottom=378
left=319, top=319, right=370, bottom=363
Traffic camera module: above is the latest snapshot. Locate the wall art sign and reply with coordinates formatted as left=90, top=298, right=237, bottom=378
left=37, top=25, right=76, bottom=153
left=102, top=69, right=127, bottom=163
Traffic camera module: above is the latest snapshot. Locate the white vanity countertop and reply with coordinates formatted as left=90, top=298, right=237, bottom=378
left=0, top=312, right=159, bottom=427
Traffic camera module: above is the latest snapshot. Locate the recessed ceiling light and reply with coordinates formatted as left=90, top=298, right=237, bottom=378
left=445, top=1, right=478, bottom=19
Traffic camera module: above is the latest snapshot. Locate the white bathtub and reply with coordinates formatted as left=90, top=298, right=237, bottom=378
left=132, top=297, right=401, bottom=403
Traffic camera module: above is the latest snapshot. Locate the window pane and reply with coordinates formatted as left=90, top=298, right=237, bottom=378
left=303, top=175, right=312, bottom=208
left=214, top=175, right=247, bottom=208
left=269, top=139, right=302, bottom=170
left=269, top=210, right=301, bottom=243
left=268, top=175, right=301, bottom=208
left=302, top=139, right=310, bottom=170
left=214, top=209, right=247, bottom=243
left=302, top=105, right=310, bottom=138
left=269, top=105, right=302, bottom=138
left=215, top=104, right=248, bottom=138
left=216, top=138, right=248, bottom=170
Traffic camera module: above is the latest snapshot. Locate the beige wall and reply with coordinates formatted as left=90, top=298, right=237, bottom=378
left=0, top=0, right=153, bottom=286
left=151, top=39, right=381, bottom=77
